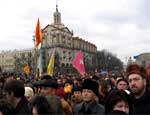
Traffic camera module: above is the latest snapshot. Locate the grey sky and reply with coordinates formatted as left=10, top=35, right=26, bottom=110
left=0, top=0, right=149, bottom=64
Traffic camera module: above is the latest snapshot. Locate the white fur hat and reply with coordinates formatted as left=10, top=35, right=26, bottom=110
left=25, top=86, right=34, bottom=99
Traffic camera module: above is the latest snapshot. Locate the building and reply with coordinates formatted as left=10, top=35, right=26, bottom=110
left=0, top=49, right=34, bottom=73
left=0, top=5, right=97, bottom=74
left=134, top=53, right=150, bottom=68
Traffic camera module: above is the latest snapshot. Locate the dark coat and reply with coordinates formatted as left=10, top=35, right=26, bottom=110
left=15, top=96, right=30, bottom=115
left=73, top=101, right=105, bottom=115
left=133, top=87, right=150, bottom=114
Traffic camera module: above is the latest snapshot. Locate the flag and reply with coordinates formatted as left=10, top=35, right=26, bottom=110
left=146, top=64, right=150, bottom=75
left=35, top=18, right=42, bottom=49
left=23, top=65, right=30, bottom=74
left=72, top=50, right=85, bottom=76
left=47, top=49, right=55, bottom=76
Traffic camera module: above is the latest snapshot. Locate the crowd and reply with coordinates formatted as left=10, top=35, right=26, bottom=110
left=0, top=63, right=150, bottom=115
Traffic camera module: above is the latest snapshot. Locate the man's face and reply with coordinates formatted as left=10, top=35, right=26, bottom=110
left=74, top=91, right=82, bottom=97
left=82, top=89, right=95, bottom=102
left=40, top=87, right=54, bottom=96
left=128, top=74, right=146, bottom=97
left=117, top=81, right=128, bottom=90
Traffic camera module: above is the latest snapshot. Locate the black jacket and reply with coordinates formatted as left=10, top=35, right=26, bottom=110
left=133, top=87, right=150, bottom=114
left=15, top=96, right=30, bottom=115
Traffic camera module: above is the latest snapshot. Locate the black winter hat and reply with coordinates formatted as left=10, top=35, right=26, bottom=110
left=73, top=85, right=82, bottom=92
left=38, top=79, right=58, bottom=89
left=82, top=78, right=99, bottom=96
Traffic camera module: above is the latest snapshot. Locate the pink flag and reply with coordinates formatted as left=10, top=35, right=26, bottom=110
left=72, top=50, right=86, bottom=76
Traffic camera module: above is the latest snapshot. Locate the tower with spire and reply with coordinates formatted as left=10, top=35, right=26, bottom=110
left=53, top=5, right=61, bottom=25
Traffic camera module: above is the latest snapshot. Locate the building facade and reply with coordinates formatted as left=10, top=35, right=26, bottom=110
left=0, top=5, right=97, bottom=74
left=134, top=53, right=150, bottom=68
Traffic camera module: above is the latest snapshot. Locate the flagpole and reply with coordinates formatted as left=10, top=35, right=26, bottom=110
left=32, top=34, right=37, bottom=77
left=35, top=18, right=43, bottom=78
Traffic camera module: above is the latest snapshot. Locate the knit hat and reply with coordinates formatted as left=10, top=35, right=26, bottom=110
left=126, top=64, right=147, bottom=79
left=82, top=78, right=99, bottom=96
left=56, top=88, right=66, bottom=99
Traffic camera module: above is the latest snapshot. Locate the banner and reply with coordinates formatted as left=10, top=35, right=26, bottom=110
left=47, top=49, right=55, bottom=77
left=35, top=18, right=42, bottom=49
left=72, top=50, right=85, bottom=76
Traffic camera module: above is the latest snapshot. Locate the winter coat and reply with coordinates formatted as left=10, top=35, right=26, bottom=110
left=133, top=87, right=150, bottom=114
left=15, top=96, right=30, bottom=115
left=73, top=100, right=105, bottom=115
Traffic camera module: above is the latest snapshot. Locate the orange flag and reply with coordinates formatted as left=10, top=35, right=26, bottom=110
left=35, top=18, right=42, bottom=49
left=23, top=65, right=30, bottom=74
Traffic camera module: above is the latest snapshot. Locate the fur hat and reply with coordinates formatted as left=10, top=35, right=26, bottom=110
left=25, top=87, right=34, bottom=99
left=126, top=64, right=147, bottom=79
left=82, top=78, right=99, bottom=96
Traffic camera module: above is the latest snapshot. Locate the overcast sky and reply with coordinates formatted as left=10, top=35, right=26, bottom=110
left=0, top=0, right=149, bottom=64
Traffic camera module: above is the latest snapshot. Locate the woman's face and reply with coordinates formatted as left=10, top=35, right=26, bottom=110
left=113, top=100, right=129, bottom=114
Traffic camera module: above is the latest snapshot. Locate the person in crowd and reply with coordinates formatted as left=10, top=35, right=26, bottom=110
left=38, top=78, right=63, bottom=114
left=126, top=63, right=150, bottom=114
left=3, top=79, right=30, bottom=114
left=105, top=89, right=133, bottom=115
left=25, top=86, right=34, bottom=101
left=73, top=78, right=105, bottom=115
left=71, top=85, right=83, bottom=108
left=29, top=95, right=52, bottom=115
left=98, top=79, right=109, bottom=105
left=40, top=78, right=58, bottom=96
left=64, top=78, right=74, bottom=100
left=56, top=88, right=73, bottom=115
left=116, top=78, right=129, bottom=91
left=106, top=79, right=116, bottom=91
left=0, top=99, right=15, bottom=115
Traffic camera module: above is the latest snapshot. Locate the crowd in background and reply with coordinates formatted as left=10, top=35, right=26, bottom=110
left=0, top=63, right=150, bottom=115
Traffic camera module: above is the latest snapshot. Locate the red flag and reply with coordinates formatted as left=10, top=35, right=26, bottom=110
left=35, top=18, right=42, bottom=49
left=146, top=64, right=150, bottom=75
left=72, top=50, right=85, bottom=76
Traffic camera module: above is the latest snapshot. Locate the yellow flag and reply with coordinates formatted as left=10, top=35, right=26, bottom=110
left=47, top=49, right=55, bottom=76
left=23, top=65, right=30, bottom=74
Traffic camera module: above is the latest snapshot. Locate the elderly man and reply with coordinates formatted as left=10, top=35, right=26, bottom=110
left=126, top=64, right=150, bottom=114
left=73, top=78, right=105, bottom=115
